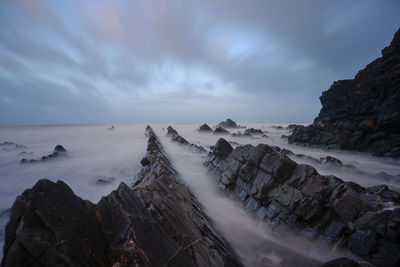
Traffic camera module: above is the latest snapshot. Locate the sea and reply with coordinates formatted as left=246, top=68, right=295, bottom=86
left=1, top=123, right=399, bottom=265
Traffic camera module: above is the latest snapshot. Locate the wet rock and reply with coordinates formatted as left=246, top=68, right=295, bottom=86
left=2, top=128, right=243, bottom=267
left=281, top=134, right=288, bottom=139
left=320, top=156, right=343, bottom=167
left=216, top=118, right=238, bottom=128
left=289, top=28, right=400, bottom=157
left=204, top=138, right=400, bottom=265
left=198, top=123, right=213, bottom=132
left=214, top=127, right=230, bottom=134
left=140, top=157, right=150, bottom=166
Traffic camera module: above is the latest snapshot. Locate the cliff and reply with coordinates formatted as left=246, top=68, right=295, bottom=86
left=289, top=28, right=400, bottom=157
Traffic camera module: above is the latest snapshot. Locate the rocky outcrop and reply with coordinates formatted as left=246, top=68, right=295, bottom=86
left=20, top=145, right=67, bottom=164
left=216, top=119, right=238, bottom=128
left=1, top=128, right=242, bottom=267
left=167, top=126, right=207, bottom=153
left=204, top=138, right=400, bottom=266
left=198, top=124, right=213, bottom=132
left=214, top=127, right=230, bottom=135
left=289, top=28, right=400, bottom=157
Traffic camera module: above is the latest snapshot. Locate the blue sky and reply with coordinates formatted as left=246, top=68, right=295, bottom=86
left=0, top=0, right=399, bottom=125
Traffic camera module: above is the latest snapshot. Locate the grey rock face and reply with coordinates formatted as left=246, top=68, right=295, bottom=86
left=20, top=145, right=68, bottom=164
left=198, top=123, right=213, bottom=132
left=204, top=138, right=400, bottom=266
left=289, top=28, right=400, bottom=157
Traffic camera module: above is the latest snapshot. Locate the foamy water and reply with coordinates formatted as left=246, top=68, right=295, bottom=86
left=1, top=123, right=399, bottom=263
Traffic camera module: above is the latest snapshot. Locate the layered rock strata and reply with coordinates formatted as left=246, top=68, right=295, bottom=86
left=1, top=127, right=243, bottom=267
left=166, top=126, right=207, bottom=153
left=289, top=29, right=400, bottom=157
left=204, top=138, right=400, bottom=266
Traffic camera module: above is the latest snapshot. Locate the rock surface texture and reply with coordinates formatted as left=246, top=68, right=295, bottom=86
left=204, top=138, right=400, bottom=266
left=216, top=119, right=238, bottom=128
left=167, top=126, right=207, bottom=153
left=289, top=28, right=400, bottom=157
left=1, top=127, right=242, bottom=267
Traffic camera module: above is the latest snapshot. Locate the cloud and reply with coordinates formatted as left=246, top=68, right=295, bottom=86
left=0, top=0, right=399, bottom=124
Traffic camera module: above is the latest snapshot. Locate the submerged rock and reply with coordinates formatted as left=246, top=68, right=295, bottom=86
left=20, top=145, right=68, bottom=164
left=204, top=138, right=400, bottom=266
left=289, top=28, right=400, bottom=157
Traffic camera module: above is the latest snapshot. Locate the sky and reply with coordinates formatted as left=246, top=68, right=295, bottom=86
left=0, top=0, right=399, bottom=125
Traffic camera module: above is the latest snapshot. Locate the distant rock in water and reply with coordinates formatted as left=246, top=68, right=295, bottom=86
left=166, top=126, right=206, bottom=153
left=20, top=145, right=67, bottom=164
left=108, top=125, right=115, bottom=130
left=244, top=128, right=263, bottom=135
left=216, top=118, right=238, bottom=128
left=289, top=28, right=400, bottom=157
left=214, top=127, right=230, bottom=135
left=198, top=123, right=213, bottom=132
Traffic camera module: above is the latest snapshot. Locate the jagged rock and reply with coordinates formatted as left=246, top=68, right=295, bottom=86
left=286, top=124, right=301, bottom=131
left=198, top=123, right=213, bottom=132
left=289, top=28, right=400, bottom=157
left=214, top=127, right=230, bottom=135
left=212, top=138, right=233, bottom=160
left=281, top=135, right=288, bottom=139
left=244, top=128, right=263, bottom=135
left=166, top=126, right=207, bottom=153
left=2, top=128, right=243, bottom=267
left=204, top=138, right=400, bottom=266
left=216, top=119, right=238, bottom=128
left=20, top=145, right=68, bottom=164
left=272, top=126, right=284, bottom=130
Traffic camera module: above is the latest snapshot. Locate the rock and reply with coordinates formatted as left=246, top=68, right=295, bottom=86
left=166, top=126, right=207, bottom=153
left=289, top=28, right=400, bottom=157
left=140, top=157, right=150, bottom=166
left=95, top=177, right=115, bottom=185
left=216, top=118, right=238, bottom=128
left=319, top=257, right=361, bottom=267
left=212, top=138, right=233, bottom=160
left=204, top=139, right=400, bottom=265
left=2, top=128, right=243, bottom=267
left=244, top=128, right=263, bottom=135
left=347, top=230, right=378, bottom=256
left=281, top=135, right=288, bottom=139
left=214, top=127, right=230, bottom=134
left=198, top=123, right=213, bottom=132
left=20, top=145, right=68, bottom=164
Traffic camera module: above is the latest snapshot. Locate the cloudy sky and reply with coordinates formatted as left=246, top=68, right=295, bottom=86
left=0, top=0, right=399, bottom=125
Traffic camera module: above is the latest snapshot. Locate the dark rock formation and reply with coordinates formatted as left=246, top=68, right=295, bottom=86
left=216, top=119, right=238, bottom=128
left=244, top=128, right=264, bottom=135
left=133, top=127, right=243, bottom=266
left=204, top=138, right=400, bottom=266
left=20, top=145, right=67, bottom=164
left=214, top=127, right=230, bottom=135
left=199, top=123, right=213, bottom=132
left=166, top=125, right=207, bottom=153
left=2, top=128, right=243, bottom=267
left=289, top=28, right=400, bottom=157
left=271, top=125, right=284, bottom=130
